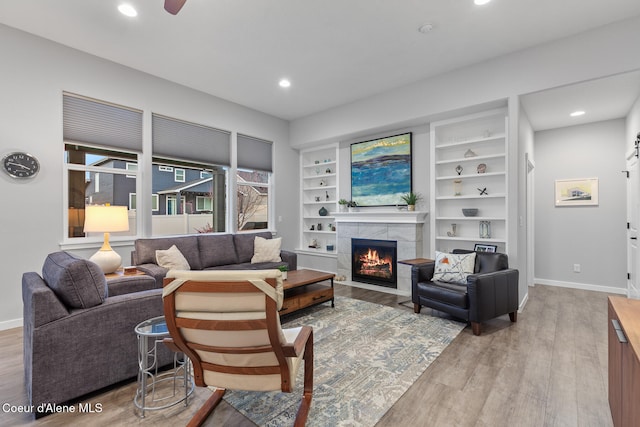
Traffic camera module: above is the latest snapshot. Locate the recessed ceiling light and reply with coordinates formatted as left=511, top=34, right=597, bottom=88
left=279, top=79, right=291, bottom=88
left=474, top=0, right=491, bottom=5
left=570, top=110, right=586, bottom=117
left=118, top=4, right=138, bottom=17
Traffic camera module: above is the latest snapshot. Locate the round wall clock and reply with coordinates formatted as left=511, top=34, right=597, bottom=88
left=2, top=151, right=40, bottom=179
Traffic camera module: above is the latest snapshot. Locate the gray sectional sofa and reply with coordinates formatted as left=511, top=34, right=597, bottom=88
left=22, top=251, right=172, bottom=417
left=132, top=231, right=297, bottom=287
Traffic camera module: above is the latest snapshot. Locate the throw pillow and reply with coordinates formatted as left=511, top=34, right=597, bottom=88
left=251, top=236, right=282, bottom=263
left=42, top=251, right=107, bottom=309
left=432, top=251, right=476, bottom=284
left=156, top=245, right=191, bottom=271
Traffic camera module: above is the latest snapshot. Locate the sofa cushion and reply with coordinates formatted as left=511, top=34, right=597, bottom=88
left=251, top=236, right=282, bottom=263
left=135, top=236, right=202, bottom=270
left=42, top=251, right=107, bottom=309
left=198, top=234, right=239, bottom=268
left=417, top=280, right=468, bottom=308
left=233, top=231, right=273, bottom=263
left=432, top=251, right=476, bottom=284
left=156, top=245, right=191, bottom=271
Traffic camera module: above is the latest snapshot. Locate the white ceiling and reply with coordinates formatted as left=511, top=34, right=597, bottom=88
left=1, top=0, right=640, bottom=121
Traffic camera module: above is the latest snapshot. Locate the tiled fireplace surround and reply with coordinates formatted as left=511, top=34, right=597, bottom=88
left=334, top=211, right=427, bottom=295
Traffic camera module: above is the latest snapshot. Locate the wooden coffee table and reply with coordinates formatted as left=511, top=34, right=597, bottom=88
left=280, top=269, right=335, bottom=315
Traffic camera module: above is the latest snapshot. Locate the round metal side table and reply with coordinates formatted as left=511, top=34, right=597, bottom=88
left=133, top=316, right=194, bottom=417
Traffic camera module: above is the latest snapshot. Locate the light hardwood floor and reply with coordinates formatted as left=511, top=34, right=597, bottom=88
left=1, top=284, right=613, bottom=427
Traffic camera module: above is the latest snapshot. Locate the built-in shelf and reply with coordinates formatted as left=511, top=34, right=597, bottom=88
left=430, top=108, right=509, bottom=253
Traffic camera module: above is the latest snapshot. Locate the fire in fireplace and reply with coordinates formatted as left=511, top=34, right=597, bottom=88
left=351, top=238, right=397, bottom=288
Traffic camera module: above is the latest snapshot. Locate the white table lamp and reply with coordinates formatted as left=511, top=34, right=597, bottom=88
left=84, top=205, right=129, bottom=274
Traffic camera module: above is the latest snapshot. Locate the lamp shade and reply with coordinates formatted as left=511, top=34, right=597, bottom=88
left=84, top=205, right=129, bottom=233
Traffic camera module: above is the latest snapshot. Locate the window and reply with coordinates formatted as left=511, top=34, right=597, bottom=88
left=236, top=134, right=272, bottom=231
left=65, top=144, right=138, bottom=238
left=129, top=193, right=159, bottom=211
left=151, top=114, right=231, bottom=236
left=237, top=169, right=270, bottom=231
left=159, top=165, right=173, bottom=172
left=126, top=162, right=137, bottom=178
left=196, top=196, right=212, bottom=211
left=63, top=93, right=142, bottom=240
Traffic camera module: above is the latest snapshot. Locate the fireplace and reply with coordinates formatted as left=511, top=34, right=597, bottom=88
left=351, top=238, right=397, bottom=288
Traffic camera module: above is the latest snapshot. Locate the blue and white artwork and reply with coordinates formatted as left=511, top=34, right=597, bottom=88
left=351, top=133, right=412, bottom=206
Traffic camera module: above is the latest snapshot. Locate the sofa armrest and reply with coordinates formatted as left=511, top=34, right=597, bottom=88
left=411, top=261, right=435, bottom=303
left=22, top=272, right=69, bottom=328
left=467, top=268, right=519, bottom=323
left=134, top=263, right=168, bottom=288
left=280, top=250, right=297, bottom=271
left=107, top=275, right=159, bottom=297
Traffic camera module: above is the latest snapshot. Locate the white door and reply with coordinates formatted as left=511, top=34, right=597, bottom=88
left=627, top=154, right=639, bottom=298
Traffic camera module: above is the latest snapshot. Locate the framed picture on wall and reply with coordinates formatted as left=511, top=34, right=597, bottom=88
left=555, top=177, right=599, bottom=206
left=350, top=132, right=412, bottom=206
left=474, top=243, right=497, bottom=253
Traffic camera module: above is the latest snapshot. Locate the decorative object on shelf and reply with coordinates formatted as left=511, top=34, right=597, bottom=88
left=338, top=199, right=348, bottom=212
left=479, top=221, right=491, bottom=239
left=325, top=167, right=332, bottom=174
left=400, top=191, right=422, bottom=211
left=2, top=151, right=40, bottom=179
left=453, top=179, right=462, bottom=196
left=326, top=191, right=330, bottom=200
left=347, top=200, right=358, bottom=212
left=462, top=208, right=479, bottom=217
left=314, top=160, right=320, bottom=164
left=315, top=167, right=321, bottom=175
left=310, top=225, right=315, bottom=230
left=309, top=238, right=319, bottom=248
left=319, top=179, right=327, bottom=186
left=318, top=206, right=328, bottom=216
left=277, top=265, right=288, bottom=281
left=477, top=187, right=488, bottom=195
left=351, top=132, right=412, bottom=206
left=315, top=196, right=321, bottom=202
left=317, top=223, right=323, bottom=231
left=474, top=243, right=497, bottom=253
left=464, top=149, right=477, bottom=158
left=83, top=204, right=129, bottom=274
left=455, top=165, right=463, bottom=175
left=331, top=224, right=336, bottom=231
left=554, top=177, right=599, bottom=206
left=446, top=223, right=457, bottom=237
left=324, top=158, right=331, bottom=163
left=326, top=244, right=335, bottom=251
left=477, top=163, right=487, bottom=174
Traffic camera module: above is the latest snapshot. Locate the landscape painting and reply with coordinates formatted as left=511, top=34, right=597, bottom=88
left=351, top=133, right=412, bottom=206
left=555, top=177, right=599, bottom=206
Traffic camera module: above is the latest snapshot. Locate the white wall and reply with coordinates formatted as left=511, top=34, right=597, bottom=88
left=0, top=24, right=297, bottom=328
left=534, top=119, right=627, bottom=293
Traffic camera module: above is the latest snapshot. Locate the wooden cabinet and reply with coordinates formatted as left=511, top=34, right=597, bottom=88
left=608, top=296, right=640, bottom=427
left=430, top=109, right=509, bottom=253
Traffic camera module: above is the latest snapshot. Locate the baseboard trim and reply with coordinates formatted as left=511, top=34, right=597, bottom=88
left=518, top=291, right=529, bottom=312
left=534, top=278, right=627, bottom=295
left=0, top=318, right=23, bottom=331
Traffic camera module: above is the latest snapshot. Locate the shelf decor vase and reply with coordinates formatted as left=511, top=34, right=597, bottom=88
left=319, top=206, right=328, bottom=216
left=453, top=179, right=462, bottom=196
left=479, top=221, right=491, bottom=239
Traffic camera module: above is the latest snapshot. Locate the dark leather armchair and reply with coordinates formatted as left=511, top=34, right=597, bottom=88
left=411, top=250, right=519, bottom=335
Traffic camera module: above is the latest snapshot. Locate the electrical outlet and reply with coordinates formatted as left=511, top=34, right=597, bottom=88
left=573, top=264, right=581, bottom=273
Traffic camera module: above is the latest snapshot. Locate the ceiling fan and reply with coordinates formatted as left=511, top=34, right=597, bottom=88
left=164, top=0, right=187, bottom=15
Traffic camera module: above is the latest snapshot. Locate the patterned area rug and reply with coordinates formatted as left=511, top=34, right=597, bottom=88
left=223, top=296, right=465, bottom=426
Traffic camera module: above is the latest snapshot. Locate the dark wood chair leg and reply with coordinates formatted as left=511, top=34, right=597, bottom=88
left=471, top=322, right=482, bottom=336
left=187, top=388, right=226, bottom=427
left=414, top=303, right=421, bottom=313
left=294, top=331, right=314, bottom=427
left=509, top=311, right=517, bottom=322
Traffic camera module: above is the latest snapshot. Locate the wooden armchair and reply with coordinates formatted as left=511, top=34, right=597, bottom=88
left=162, top=270, right=313, bottom=427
